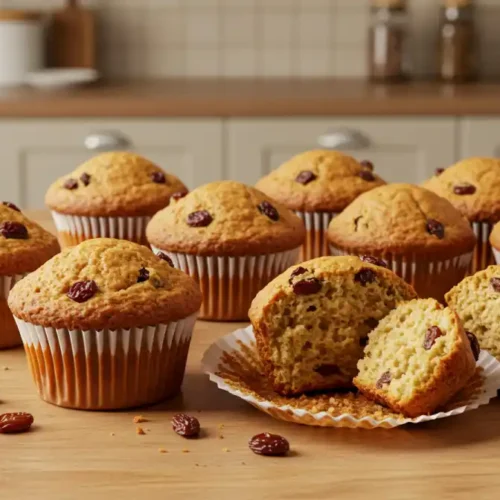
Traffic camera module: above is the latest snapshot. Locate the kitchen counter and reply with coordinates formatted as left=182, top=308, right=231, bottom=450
left=0, top=79, right=500, bottom=117
left=3, top=212, right=500, bottom=500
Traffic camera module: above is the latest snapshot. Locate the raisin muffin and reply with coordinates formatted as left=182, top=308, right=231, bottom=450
left=445, top=265, right=500, bottom=360
left=248, top=256, right=417, bottom=396
left=490, top=222, right=500, bottom=264
left=255, top=150, right=385, bottom=261
left=45, top=151, right=188, bottom=248
left=8, top=238, right=201, bottom=410
left=327, top=184, right=476, bottom=301
left=354, top=298, right=476, bottom=418
left=147, top=181, right=305, bottom=321
left=0, top=202, right=59, bottom=349
left=423, top=157, right=500, bottom=274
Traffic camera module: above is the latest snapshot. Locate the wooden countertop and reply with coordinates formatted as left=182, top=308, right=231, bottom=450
left=3, top=211, right=500, bottom=500
left=0, top=79, right=500, bottom=117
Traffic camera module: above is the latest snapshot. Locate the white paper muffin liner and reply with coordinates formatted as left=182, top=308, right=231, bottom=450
left=295, top=211, right=338, bottom=260
left=0, top=273, right=26, bottom=299
left=51, top=211, right=151, bottom=245
left=15, top=313, right=197, bottom=410
left=202, top=325, right=500, bottom=429
left=151, top=245, right=300, bottom=320
left=471, top=221, right=496, bottom=273
left=0, top=274, right=27, bottom=348
left=493, top=248, right=500, bottom=265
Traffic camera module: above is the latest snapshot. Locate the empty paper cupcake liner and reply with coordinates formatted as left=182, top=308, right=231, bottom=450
left=151, top=246, right=300, bottom=321
left=15, top=313, right=197, bottom=410
left=51, top=211, right=151, bottom=248
left=295, top=211, right=337, bottom=261
left=471, top=221, right=496, bottom=274
left=202, top=325, right=500, bottom=429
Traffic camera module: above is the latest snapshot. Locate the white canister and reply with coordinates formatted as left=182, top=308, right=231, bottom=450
left=0, top=10, right=43, bottom=86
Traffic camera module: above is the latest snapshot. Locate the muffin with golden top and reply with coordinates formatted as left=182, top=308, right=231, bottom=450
left=46, top=151, right=187, bottom=248
left=424, top=157, right=500, bottom=273
left=8, top=238, right=201, bottom=410
left=255, top=150, right=385, bottom=260
left=0, top=202, right=59, bottom=348
left=490, top=222, right=500, bottom=264
left=327, top=183, right=476, bottom=301
left=147, top=180, right=305, bottom=321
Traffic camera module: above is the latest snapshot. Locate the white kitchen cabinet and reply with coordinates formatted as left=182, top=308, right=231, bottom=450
left=226, top=118, right=457, bottom=185
left=0, top=119, right=223, bottom=208
left=458, top=118, right=500, bottom=158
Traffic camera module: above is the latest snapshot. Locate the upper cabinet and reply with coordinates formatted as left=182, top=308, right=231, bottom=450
left=226, top=118, right=456, bottom=185
left=0, top=119, right=223, bottom=208
left=458, top=118, right=500, bottom=159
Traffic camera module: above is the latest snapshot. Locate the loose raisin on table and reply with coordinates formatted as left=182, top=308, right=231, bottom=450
left=172, top=413, right=200, bottom=438
left=257, top=201, right=279, bottom=221
left=63, top=178, right=78, bottom=190
left=248, top=433, right=289, bottom=456
left=453, top=184, right=476, bottom=195
left=151, top=171, right=166, bottom=184
left=295, top=170, right=317, bottom=185
left=354, top=268, right=376, bottom=286
left=0, top=221, right=28, bottom=239
left=288, top=266, right=307, bottom=284
left=0, top=412, right=34, bottom=434
left=157, top=252, right=174, bottom=267
left=490, top=277, right=500, bottom=292
left=80, top=172, right=91, bottom=186
left=360, top=255, right=388, bottom=269
left=292, top=278, right=322, bottom=295
left=423, top=325, right=444, bottom=350
left=376, top=371, right=391, bottom=389
left=67, top=280, right=98, bottom=303
left=359, top=170, right=375, bottom=182
left=187, top=210, right=213, bottom=227
left=426, top=219, right=445, bottom=239
left=171, top=191, right=188, bottom=201
left=360, top=160, right=374, bottom=171
left=137, top=267, right=150, bottom=283
left=466, top=331, right=480, bottom=361
left=2, top=201, right=20, bottom=212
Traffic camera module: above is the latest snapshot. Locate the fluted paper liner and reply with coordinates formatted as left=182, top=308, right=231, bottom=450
left=0, top=274, right=26, bottom=348
left=151, top=245, right=300, bottom=321
left=471, top=221, right=495, bottom=274
left=15, top=313, right=197, bottom=410
left=51, top=211, right=151, bottom=248
left=202, top=325, right=500, bottom=429
left=494, top=248, right=500, bottom=265
left=295, top=210, right=337, bottom=261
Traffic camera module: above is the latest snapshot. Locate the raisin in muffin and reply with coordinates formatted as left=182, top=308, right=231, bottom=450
left=8, top=238, right=201, bottom=410
left=354, top=298, right=476, bottom=418
left=248, top=256, right=417, bottom=396
left=45, top=151, right=188, bottom=248
left=0, top=202, right=59, bottom=348
left=147, top=180, right=305, bottom=321
left=327, top=183, right=476, bottom=301
left=423, top=157, right=500, bottom=274
left=445, top=265, right=500, bottom=360
left=255, top=150, right=385, bottom=261
left=490, top=222, right=500, bottom=264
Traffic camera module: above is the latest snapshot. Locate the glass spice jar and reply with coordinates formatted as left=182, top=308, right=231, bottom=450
left=369, top=0, right=410, bottom=82
left=438, top=0, right=476, bottom=82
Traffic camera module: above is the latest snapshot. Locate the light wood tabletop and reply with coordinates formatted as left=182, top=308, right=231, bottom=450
left=2, top=212, right=500, bottom=500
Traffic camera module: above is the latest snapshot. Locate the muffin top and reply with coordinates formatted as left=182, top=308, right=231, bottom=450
left=0, top=203, right=59, bottom=275
left=423, top=157, right=500, bottom=223
left=8, top=238, right=202, bottom=330
left=327, top=184, right=476, bottom=259
left=255, top=150, right=385, bottom=212
left=45, top=151, right=188, bottom=217
left=147, top=181, right=305, bottom=257
left=490, top=222, right=500, bottom=249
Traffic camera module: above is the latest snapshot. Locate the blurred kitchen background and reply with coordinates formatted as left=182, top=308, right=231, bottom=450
left=0, top=0, right=499, bottom=208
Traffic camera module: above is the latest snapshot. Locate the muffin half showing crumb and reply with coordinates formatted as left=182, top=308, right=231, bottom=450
left=354, top=298, right=476, bottom=418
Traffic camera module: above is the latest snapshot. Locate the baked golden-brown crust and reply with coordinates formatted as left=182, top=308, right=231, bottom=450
left=146, top=181, right=305, bottom=256
left=0, top=204, right=59, bottom=275
left=255, top=150, right=385, bottom=212
left=490, top=222, right=500, bottom=250
left=423, top=157, right=500, bottom=223
left=327, top=183, right=476, bottom=259
left=45, top=151, right=187, bottom=217
left=8, top=238, right=202, bottom=330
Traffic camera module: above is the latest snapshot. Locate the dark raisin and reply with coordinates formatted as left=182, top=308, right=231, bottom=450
left=314, top=364, right=341, bottom=376
left=0, top=221, right=28, bottom=239
left=63, top=178, right=78, bottom=190
left=435, top=168, right=445, bottom=176
left=490, top=277, right=500, bottom=292
left=171, top=191, right=188, bottom=201
left=151, top=171, right=166, bottom=184
left=288, top=266, right=307, bottom=284
left=292, top=278, right=322, bottom=295
left=453, top=184, right=476, bottom=195
left=364, top=317, right=379, bottom=330
left=249, top=433, right=289, bottom=456
left=423, top=325, right=445, bottom=350
left=137, top=267, right=150, bottom=283
left=306, top=305, right=317, bottom=312
left=360, top=255, right=388, bottom=269
left=67, top=280, right=98, bottom=303
left=172, top=413, right=200, bottom=438
left=376, top=371, right=391, bottom=389
left=187, top=210, right=213, bottom=227
left=258, top=201, right=279, bottom=221
left=157, top=252, right=174, bottom=267
left=2, top=202, right=20, bottom=212
left=304, top=341, right=312, bottom=349
left=80, top=172, right=91, bottom=186
left=359, top=170, right=375, bottom=182
left=0, top=412, right=34, bottom=434
left=466, top=331, right=480, bottom=361
left=426, top=219, right=445, bottom=239
left=354, top=269, right=376, bottom=286
left=360, top=160, right=374, bottom=171
left=295, top=170, right=317, bottom=185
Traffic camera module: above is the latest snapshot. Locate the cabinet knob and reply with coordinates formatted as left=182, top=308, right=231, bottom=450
left=84, top=131, right=131, bottom=151
left=317, top=129, right=371, bottom=150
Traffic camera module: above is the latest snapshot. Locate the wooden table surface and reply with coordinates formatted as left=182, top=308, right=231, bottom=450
left=3, top=212, right=500, bottom=500
left=0, top=79, right=500, bottom=117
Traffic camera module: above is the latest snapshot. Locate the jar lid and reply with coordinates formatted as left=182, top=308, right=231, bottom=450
left=0, top=10, right=41, bottom=22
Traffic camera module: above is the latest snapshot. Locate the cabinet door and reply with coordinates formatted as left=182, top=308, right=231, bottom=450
left=0, top=119, right=223, bottom=208
left=226, top=118, right=456, bottom=186
left=458, top=118, right=500, bottom=158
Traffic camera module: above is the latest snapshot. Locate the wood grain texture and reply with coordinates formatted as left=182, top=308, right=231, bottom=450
left=1, top=211, right=500, bottom=500
left=2, top=80, right=500, bottom=118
